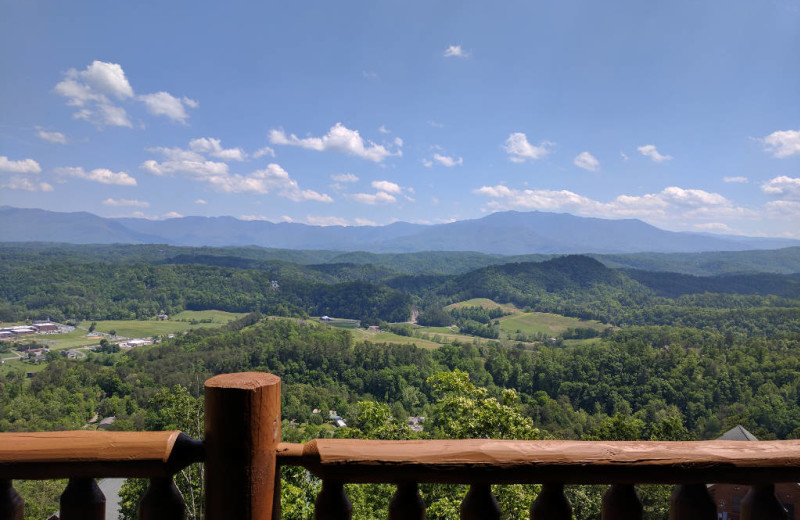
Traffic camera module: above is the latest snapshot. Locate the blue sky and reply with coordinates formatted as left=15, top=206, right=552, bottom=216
left=1, top=0, right=799, bottom=237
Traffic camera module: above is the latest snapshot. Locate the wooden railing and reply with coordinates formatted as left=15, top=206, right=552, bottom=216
left=0, top=372, right=796, bottom=519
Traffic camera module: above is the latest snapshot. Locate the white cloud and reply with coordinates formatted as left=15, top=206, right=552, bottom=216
left=432, top=153, right=463, bottom=167
left=762, top=176, right=800, bottom=200
left=163, top=212, right=183, bottom=219
left=422, top=158, right=434, bottom=168
left=637, top=144, right=672, bottom=163
left=574, top=151, right=599, bottom=172
left=504, top=133, right=553, bottom=163
left=378, top=125, right=390, bottom=134
left=760, top=129, right=800, bottom=158
left=140, top=92, right=197, bottom=124
left=80, top=61, right=134, bottom=99
left=765, top=200, right=800, bottom=217
left=723, top=176, right=748, bottom=183
left=103, top=198, right=149, bottom=207
left=362, top=71, right=378, bottom=80
left=620, top=152, right=629, bottom=161
left=54, top=62, right=133, bottom=128
left=428, top=120, right=444, bottom=128
left=143, top=147, right=332, bottom=202
left=36, top=128, right=67, bottom=144
left=331, top=173, right=359, bottom=183
left=55, top=166, right=137, bottom=186
left=444, top=45, right=469, bottom=58
left=474, top=184, right=741, bottom=222
left=54, top=60, right=195, bottom=127
left=371, top=180, right=402, bottom=194
left=349, top=191, right=397, bottom=205
left=189, top=137, right=246, bottom=161
left=354, top=218, right=377, bottom=226
left=253, top=146, right=276, bottom=158
left=694, top=222, right=733, bottom=232
left=0, top=156, right=42, bottom=174
left=2, top=176, right=53, bottom=192
left=195, top=199, right=208, bottom=204
left=269, top=123, right=402, bottom=162
left=306, top=215, right=348, bottom=226
left=240, top=215, right=270, bottom=221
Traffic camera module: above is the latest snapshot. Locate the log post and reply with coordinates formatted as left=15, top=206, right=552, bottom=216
left=602, top=484, right=643, bottom=520
left=460, top=483, right=500, bottom=520
left=669, top=484, right=716, bottom=520
left=741, top=484, right=789, bottom=520
left=530, top=483, right=571, bottom=520
left=0, top=480, right=23, bottom=520
left=389, top=482, right=425, bottom=520
left=204, top=372, right=281, bottom=520
left=60, top=478, right=105, bottom=520
left=139, top=477, right=186, bottom=520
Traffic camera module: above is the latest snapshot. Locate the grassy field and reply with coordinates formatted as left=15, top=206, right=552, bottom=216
left=81, top=310, right=245, bottom=338
left=21, top=328, right=103, bottom=350
left=445, top=298, right=521, bottom=313
left=172, top=310, right=247, bottom=323
left=498, top=312, right=607, bottom=337
left=352, top=329, right=441, bottom=349
left=0, top=357, right=49, bottom=376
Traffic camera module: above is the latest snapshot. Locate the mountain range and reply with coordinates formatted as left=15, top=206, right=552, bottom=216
left=2, top=206, right=797, bottom=255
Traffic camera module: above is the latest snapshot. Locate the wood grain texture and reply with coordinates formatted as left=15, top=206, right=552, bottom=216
left=204, top=372, right=280, bottom=520
left=0, top=431, right=187, bottom=479
left=277, top=439, right=800, bottom=484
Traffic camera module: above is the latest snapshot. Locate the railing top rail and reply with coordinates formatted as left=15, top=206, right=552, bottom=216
left=277, top=439, right=800, bottom=485
left=0, top=431, right=203, bottom=480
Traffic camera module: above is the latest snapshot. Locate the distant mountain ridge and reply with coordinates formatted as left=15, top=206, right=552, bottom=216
left=2, top=206, right=798, bottom=255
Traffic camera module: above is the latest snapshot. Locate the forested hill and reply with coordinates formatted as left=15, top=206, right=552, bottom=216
left=3, top=242, right=800, bottom=276
left=3, top=245, right=800, bottom=336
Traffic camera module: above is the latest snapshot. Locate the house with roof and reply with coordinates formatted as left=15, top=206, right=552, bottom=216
left=708, top=425, right=798, bottom=519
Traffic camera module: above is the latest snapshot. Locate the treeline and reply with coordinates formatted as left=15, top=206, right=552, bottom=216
left=2, top=248, right=800, bottom=337
left=4, top=318, right=800, bottom=441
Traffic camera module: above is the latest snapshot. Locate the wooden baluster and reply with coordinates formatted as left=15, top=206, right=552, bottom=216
left=602, top=484, right=643, bottom=520
left=314, top=480, right=352, bottom=520
left=669, top=484, right=715, bottom=520
left=741, top=484, right=789, bottom=520
left=389, top=482, right=425, bottom=520
left=530, top=483, right=571, bottom=520
left=461, top=484, right=500, bottom=520
left=60, top=478, right=105, bottom=520
left=139, top=477, right=186, bottom=520
left=0, top=480, right=23, bottom=520
left=204, top=372, right=281, bottom=520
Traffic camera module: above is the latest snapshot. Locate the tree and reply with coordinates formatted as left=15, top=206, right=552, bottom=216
left=119, top=385, right=204, bottom=520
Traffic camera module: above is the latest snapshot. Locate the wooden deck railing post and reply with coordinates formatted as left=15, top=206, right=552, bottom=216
left=0, top=480, right=23, bottom=520
left=139, top=477, right=186, bottom=520
left=602, top=484, right=643, bottom=520
left=60, top=478, right=105, bottom=520
left=530, top=483, right=571, bottom=520
left=740, top=484, right=790, bottom=520
left=669, top=484, right=715, bottom=520
left=388, top=482, right=425, bottom=519
left=204, top=372, right=281, bottom=520
left=460, top=483, right=500, bottom=520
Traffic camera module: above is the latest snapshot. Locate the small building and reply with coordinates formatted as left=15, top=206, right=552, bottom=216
left=320, top=316, right=332, bottom=322
left=270, top=280, right=279, bottom=289
left=368, top=325, right=380, bottom=332
left=708, top=425, right=798, bottom=519
left=157, top=314, right=168, bottom=320
left=10, top=326, right=36, bottom=335
left=61, top=350, right=79, bottom=359
left=33, top=322, right=58, bottom=332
